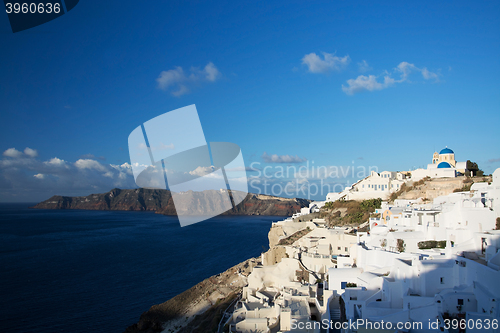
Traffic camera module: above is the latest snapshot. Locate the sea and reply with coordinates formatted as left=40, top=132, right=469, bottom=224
left=0, top=203, right=276, bottom=333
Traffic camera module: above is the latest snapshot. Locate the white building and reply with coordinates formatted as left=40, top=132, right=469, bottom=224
left=228, top=167, right=500, bottom=333
left=325, top=147, right=473, bottom=203
left=329, top=168, right=500, bottom=332
left=326, top=171, right=407, bottom=202
left=410, top=147, right=470, bottom=181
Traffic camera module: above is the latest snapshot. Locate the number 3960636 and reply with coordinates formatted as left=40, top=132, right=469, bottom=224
left=5, top=2, right=61, bottom=14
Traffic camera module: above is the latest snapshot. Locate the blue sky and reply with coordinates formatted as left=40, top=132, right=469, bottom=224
left=1, top=0, right=499, bottom=201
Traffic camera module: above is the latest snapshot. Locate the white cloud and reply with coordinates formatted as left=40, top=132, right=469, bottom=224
left=422, top=67, right=439, bottom=80
left=189, top=166, right=215, bottom=177
left=396, top=61, right=416, bottom=81
left=396, top=62, right=439, bottom=82
left=342, top=61, right=440, bottom=95
left=357, top=60, right=372, bottom=73
left=302, top=52, right=350, bottom=73
left=156, top=62, right=221, bottom=96
left=75, top=159, right=108, bottom=172
left=0, top=149, right=138, bottom=201
left=156, top=66, right=185, bottom=90
left=342, top=75, right=395, bottom=95
left=203, top=62, right=220, bottom=81
left=110, top=162, right=134, bottom=180
left=262, top=152, right=307, bottom=164
left=3, top=148, right=24, bottom=158
left=44, top=157, right=68, bottom=167
left=24, top=147, right=38, bottom=157
left=3, top=147, right=39, bottom=158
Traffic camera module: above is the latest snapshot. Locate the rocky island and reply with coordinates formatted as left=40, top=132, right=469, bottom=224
left=32, top=188, right=311, bottom=217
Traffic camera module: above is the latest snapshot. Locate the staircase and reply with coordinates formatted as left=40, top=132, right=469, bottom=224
left=328, top=297, right=341, bottom=333
left=297, top=255, right=320, bottom=281
left=330, top=307, right=341, bottom=321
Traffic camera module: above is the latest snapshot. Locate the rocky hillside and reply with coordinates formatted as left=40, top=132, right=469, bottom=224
left=32, top=188, right=311, bottom=217
left=390, top=175, right=491, bottom=201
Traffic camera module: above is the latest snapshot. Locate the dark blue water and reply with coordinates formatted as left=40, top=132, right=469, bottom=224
left=0, top=203, right=275, bottom=333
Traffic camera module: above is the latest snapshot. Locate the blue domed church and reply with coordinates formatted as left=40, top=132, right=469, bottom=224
left=428, top=147, right=468, bottom=177
left=410, top=147, right=469, bottom=180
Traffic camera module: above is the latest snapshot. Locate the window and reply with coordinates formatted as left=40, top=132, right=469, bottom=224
left=440, top=277, right=444, bottom=284
left=345, top=247, right=348, bottom=251
left=458, top=299, right=464, bottom=305
left=338, top=247, right=341, bottom=250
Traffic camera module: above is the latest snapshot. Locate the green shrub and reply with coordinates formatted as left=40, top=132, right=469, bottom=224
left=359, top=198, right=382, bottom=210
left=437, top=240, right=447, bottom=248
left=397, top=239, right=406, bottom=253
left=418, top=240, right=453, bottom=249
left=418, top=240, right=437, bottom=249
left=348, top=211, right=365, bottom=224
left=323, top=201, right=335, bottom=210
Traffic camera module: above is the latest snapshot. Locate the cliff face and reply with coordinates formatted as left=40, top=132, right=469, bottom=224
left=268, top=225, right=284, bottom=248
left=32, top=188, right=311, bottom=217
left=32, top=188, right=174, bottom=212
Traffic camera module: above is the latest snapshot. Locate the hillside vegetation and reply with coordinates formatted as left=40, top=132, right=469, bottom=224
left=321, top=198, right=382, bottom=227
